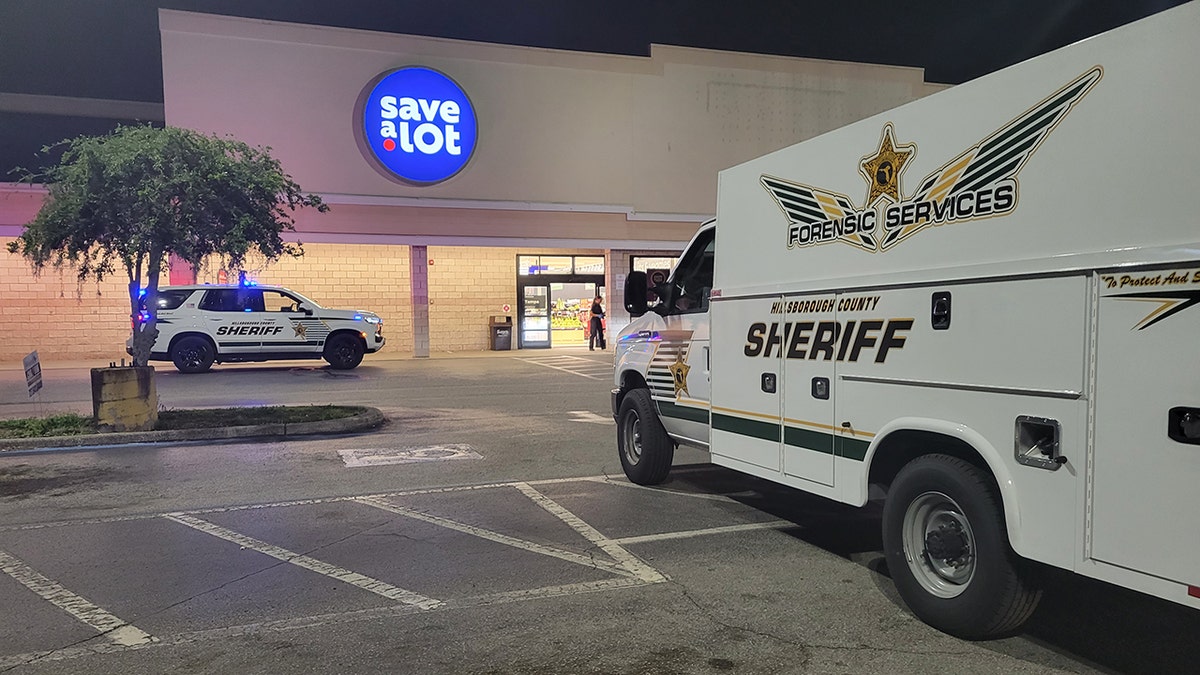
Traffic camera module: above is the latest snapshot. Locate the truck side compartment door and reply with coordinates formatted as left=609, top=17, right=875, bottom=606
left=709, top=295, right=782, bottom=472
left=780, top=293, right=837, bottom=487
left=1091, top=267, right=1200, bottom=587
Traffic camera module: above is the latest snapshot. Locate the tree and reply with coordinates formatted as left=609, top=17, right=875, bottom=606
left=7, top=125, right=327, bottom=366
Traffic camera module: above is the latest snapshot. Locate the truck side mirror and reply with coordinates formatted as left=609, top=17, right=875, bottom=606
left=624, top=271, right=648, bottom=317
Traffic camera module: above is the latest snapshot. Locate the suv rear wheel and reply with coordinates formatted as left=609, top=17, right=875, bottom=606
left=324, top=333, right=365, bottom=370
left=171, top=336, right=215, bottom=374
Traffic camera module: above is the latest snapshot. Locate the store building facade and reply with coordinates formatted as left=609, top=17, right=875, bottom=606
left=0, top=10, right=944, bottom=362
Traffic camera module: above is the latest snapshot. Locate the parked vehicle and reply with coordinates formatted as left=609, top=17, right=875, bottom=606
left=128, top=283, right=385, bottom=373
left=611, top=3, right=1200, bottom=639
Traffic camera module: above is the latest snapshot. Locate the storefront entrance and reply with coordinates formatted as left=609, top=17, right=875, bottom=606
left=516, top=255, right=605, bottom=349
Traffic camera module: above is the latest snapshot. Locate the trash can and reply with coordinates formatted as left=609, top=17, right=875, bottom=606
left=489, top=315, right=512, bottom=351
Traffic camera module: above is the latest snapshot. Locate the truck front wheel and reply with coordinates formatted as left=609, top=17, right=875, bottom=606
left=617, top=389, right=674, bottom=485
left=882, top=454, right=1041, bottom=639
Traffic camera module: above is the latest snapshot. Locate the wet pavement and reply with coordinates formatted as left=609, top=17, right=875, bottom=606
left=1, top=352, right=1197, bottom=673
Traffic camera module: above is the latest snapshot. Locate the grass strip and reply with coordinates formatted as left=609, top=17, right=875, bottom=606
left=0, top=405, right=366, bottom=438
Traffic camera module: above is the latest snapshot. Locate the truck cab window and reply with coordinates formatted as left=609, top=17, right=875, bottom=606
left=667, top=228, right=715, bottom=314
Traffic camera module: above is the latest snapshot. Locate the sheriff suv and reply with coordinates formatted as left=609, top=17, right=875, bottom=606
left=128, top=284, right=386, bottom=373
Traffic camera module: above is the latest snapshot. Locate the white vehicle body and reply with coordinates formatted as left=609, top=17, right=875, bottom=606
left=129, top=284, right=386, bottom=373
left=613, top=2, right=1200, bottom=638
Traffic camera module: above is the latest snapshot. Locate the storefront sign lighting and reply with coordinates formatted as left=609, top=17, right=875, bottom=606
left=356, top=67, right=478, bottom=185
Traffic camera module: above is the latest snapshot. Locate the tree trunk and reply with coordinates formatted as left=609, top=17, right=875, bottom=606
left=128, top=256, right=160, bottom=368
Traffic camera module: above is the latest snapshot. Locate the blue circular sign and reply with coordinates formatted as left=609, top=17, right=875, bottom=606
left=357, top=67, right=477, bottom=185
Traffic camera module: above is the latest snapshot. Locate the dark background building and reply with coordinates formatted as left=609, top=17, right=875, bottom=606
left=0, top=0, right=1187, bottom=176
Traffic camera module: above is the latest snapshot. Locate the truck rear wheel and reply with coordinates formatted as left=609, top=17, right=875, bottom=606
left=171, top=336, right=214, bottom=374
left=882, top=454, right=1041, bottom=639
left=617, top=388, right=674, bottom=485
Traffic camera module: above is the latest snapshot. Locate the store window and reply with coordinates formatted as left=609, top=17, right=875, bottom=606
left=630, top=256, right=677, bottom=274
left=574, top=256, right=605, bottom=274
left=540, top=256, right=573, bottom=274
left=518, top=256, right=540, bottom=276
left=515, top=254, right=607, bottom=348
left=518, top=255, right=606, bottom=275
left=631, top=255, right=678, bottom=290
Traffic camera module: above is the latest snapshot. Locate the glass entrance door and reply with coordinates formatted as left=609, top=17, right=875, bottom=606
left=519, top=284, right=551, bottom=348
left=551, top=282, right=601, bottom=347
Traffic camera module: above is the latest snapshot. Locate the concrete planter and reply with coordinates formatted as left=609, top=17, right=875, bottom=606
left=91, top=366, right=158, bottom=432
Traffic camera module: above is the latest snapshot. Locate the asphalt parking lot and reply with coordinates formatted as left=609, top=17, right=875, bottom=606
left=1, top=351, right=1198, bottom=674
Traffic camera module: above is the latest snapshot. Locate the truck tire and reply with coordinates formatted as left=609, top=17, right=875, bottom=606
left=882, top=454, right=1041, bottom=639
left=617, top=388, right=674, bottom=485
left=171, top=335, right=215, bottom=374
left=324, top=333, right=365, bottom=370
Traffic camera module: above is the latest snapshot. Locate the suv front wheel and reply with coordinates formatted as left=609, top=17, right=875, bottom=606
left=324, top=333, right=365, bottom=370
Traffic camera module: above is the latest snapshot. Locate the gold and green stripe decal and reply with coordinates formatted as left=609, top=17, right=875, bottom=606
left=657, top=400, right=710, bottom=424
left=709, top=412, right=869, bottom=461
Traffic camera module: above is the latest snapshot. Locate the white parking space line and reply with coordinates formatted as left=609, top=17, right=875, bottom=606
left=610, top=521, right=796, bottom=545
left=0, top=549, right=156, bottom=646
left=0, top=474, right=744, bottom=534
left=513, top=483, right=666, bottom=583
left=0, top=577, right=660, bottom=670
left=581, top=476, right=750, bottom=503
left=517, top=356, right=612, bottom=380
left=0, top=474, right=736, bottom=533
left=0, top=472, right=808, bottom=669
left=163, top=514, right=443, bottom=610
left=567, top=411, right=613, bottom=425
left=355, top=496, right=633, bottom=578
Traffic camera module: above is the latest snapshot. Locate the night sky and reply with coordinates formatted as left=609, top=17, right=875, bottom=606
left=0, top=0, right=1189, bottom=174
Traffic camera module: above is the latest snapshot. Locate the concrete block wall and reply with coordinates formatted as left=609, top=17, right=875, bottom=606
left=209, top=243, right=414, bottom=354
left=2, top=236, right=136, bottom=364
left=427, top=246, right=509, bottom=352
left=427, top=246, right=607, bottom=352
left=2, top=237, right=617, bottom=363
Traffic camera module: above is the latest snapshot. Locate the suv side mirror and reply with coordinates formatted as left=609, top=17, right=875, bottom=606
left=298, top=302, right=314, bottom=316
left=624, top=271, right=648, bottom=317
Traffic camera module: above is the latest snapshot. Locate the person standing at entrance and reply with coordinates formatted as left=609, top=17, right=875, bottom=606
left=589, top=295, right=606, bottom=350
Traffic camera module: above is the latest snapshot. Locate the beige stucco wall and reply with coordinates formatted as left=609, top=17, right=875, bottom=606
left=0, top=14, right=948, bottom=364
left=1, top=229, right=614, bottom=362
left=159, top=10, right=944, bottom=220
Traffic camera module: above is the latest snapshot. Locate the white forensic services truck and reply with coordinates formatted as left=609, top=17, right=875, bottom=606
left=611, top=2, right=1200, bottom=639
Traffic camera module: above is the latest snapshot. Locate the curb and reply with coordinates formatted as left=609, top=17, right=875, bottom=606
left=0, top=407, right=386, bottom=452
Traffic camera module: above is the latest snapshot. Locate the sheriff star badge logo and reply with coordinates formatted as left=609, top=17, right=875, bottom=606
left=667, top=351, right=690, bottom=398
left=761, top=67, right=1102, bottom=253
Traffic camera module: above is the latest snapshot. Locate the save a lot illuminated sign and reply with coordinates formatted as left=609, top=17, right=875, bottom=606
left=356, top=67, right=478, bottom=185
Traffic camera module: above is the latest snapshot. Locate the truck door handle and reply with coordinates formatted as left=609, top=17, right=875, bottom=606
left=931, top=291, right=951, bottom=330
left=1169, top=407, right=1200, bottom=445
left=761, top=373, right=777, bottom=394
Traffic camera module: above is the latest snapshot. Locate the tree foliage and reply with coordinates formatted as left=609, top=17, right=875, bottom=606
left=6, top=124, right=327, bottom=366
